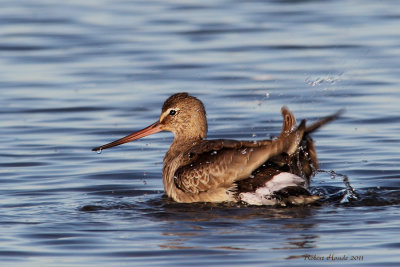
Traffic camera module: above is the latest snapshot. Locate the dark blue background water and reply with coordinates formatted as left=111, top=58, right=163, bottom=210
left=1, top=0, right=399, bottom=266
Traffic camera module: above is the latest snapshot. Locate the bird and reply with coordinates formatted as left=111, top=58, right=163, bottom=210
left=92, top=93, right=342, bottom=205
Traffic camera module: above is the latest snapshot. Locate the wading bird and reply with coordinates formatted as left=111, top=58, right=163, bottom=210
left=93, top=93, right=342, bottom=205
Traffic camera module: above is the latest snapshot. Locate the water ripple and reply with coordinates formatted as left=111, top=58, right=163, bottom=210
left=1, top=0, right=399, bottom=266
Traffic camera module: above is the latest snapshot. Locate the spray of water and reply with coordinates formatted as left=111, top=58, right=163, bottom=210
left=317, top=169, right=359, bottom=203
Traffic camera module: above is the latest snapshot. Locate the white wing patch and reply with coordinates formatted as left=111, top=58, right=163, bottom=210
left=239, top=172, right=306, bottom=206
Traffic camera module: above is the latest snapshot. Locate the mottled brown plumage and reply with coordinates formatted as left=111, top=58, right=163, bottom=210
left=93, top=93, right=342, bottom=204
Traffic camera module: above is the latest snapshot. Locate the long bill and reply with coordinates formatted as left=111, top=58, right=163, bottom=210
left=92, top=121, right=162, bottom=152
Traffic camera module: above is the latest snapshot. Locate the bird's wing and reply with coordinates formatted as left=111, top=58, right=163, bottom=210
left=174, top=107, right=305, bottom=194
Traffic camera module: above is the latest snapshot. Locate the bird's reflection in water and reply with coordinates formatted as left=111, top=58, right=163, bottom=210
left=153, top=198, right=319, bottom=253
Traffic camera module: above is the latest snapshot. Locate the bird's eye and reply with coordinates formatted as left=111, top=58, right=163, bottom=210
left=169, top=109, right=177, bottom=116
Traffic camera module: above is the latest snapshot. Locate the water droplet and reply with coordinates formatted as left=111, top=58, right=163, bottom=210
left=97, top=148, right=102, bottom=154
left=211, top=151, right=217, bottom=155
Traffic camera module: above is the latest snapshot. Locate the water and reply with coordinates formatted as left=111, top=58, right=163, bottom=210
left=1, top=0, right=400, bottom=266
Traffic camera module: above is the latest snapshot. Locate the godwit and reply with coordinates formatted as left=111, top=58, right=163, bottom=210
left=93, top=93, right=342, bottom=205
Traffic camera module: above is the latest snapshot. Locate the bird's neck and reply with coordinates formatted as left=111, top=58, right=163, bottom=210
left=162, top=134, right=203, bottom=199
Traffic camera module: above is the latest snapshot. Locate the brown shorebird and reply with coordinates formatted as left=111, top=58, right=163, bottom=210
left=93, top=93, right=342, bottom=205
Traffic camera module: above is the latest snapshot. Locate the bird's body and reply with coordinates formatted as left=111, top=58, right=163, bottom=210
left=93, top=93, right=342, bottom=205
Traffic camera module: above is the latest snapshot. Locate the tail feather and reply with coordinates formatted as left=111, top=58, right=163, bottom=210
left=272, top=107, right=344, bottom=183
left=279, top=106, right=306, bottom=156
left=305, top=109, right=345, bottom=134
left=235, top=108, right=343, bottom=206
left=281, top=106, right=297, bottom=133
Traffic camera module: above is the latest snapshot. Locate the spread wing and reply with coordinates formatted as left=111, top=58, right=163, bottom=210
left=174, top=107, right=305, bottom=194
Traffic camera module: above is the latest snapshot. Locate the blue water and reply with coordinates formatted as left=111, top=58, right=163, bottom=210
left=1, top=0, right=400, bottom=266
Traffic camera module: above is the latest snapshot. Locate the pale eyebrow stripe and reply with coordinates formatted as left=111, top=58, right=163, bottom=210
left=159, top=111, right=169, bottom=122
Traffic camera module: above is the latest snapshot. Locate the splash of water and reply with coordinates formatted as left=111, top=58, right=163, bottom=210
left=318, top=170, right=359, bottom=203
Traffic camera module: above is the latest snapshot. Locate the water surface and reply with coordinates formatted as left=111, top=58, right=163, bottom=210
left=1, top=0, right=400, bottom=266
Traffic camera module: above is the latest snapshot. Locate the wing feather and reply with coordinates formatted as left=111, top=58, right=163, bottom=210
left=174, top=107, right=305, bottom=194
